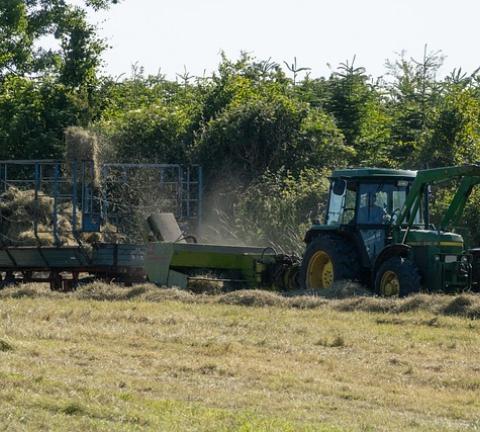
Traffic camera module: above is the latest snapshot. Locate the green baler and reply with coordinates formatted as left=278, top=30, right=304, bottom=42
left=144, top=212, right=299, bottom=290
left=145, top=242, right=299, bottom=290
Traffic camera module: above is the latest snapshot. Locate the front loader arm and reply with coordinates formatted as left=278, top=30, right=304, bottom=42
left=395, top=165, right=480, bottom=231
left=439, top=176, right=480, bottom=230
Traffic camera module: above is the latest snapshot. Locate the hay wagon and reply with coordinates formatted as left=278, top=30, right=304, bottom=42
left=0, top=244, right=146, bottom=290
left=0, top=159, right=202, bottom=290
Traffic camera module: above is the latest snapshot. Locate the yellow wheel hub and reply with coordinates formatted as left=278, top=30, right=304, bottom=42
left=307, top=250, right=334, bottom=289
left=380, top=270, right=400, bottom=297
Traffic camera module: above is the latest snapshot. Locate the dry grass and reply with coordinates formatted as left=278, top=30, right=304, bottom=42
left=0, top=283, right=480, bottom=431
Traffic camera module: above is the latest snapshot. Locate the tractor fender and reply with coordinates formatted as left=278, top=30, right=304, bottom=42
left=304, top=228, right=324, bottom=244
left=373, top=244, right=412, bottom=277
left=304, top=227, right=354, bottom=244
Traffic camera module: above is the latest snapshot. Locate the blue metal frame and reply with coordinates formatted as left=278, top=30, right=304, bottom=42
left=0, top=160, right=98, bottom=246
left=100, top=163, right=203, bottom=234
left=0, top=160, right=203, bottom=246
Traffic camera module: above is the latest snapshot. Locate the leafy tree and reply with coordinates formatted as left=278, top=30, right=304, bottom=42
left=0, top=0, right=118, bottom=159
left=283, top=57, right=311, bottom=86
left=354, top=96, right=393, bottom=166
left=200, top=52, right=289, bottom=124
left=0, top=0, right=114, bottom=84
left=385, top=47, right=445, bottom=166
left=298, top=108, right=354, bottom=168
left=102, top=103, right=192, bottom=163
left=0, top=76, right=81, bottom=159
left=193, top=91, right=308, bottom=183
left=296, top=76, right=330, bottom=109
left=316, top=56, right=394, bottom=166
left=226, top=168, right=331, bottom=253
left=425, top=88, right=480, bottom=166
left=323, top=57, right=374, bottom=148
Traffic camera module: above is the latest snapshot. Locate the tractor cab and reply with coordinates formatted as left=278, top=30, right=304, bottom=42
left=302, top=166, right=480, bottom=296
left=324, top=168, right=422, bottom=263
left=327, top=169, right=422, bottom=225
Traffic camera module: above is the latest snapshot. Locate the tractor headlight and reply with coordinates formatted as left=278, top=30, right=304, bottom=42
left=444, top=255, right=459, bottom=264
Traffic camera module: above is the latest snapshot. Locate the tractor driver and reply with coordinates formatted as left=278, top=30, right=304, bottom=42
left=358, top=192, right=386, bottom=224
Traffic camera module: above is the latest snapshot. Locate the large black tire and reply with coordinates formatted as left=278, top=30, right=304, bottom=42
left=300, top=235, right=360, bottom=290
left=374, top=256, right=421, bottom=297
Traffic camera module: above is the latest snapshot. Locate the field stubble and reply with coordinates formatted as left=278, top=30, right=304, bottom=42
left=0, top=282, right=479, bottom=431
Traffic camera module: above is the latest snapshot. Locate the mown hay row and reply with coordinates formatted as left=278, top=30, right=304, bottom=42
left=1, top=282, right=479, bottom=319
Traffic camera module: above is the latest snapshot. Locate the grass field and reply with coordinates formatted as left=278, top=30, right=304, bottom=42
left=1, top=283, right=480, bottom=431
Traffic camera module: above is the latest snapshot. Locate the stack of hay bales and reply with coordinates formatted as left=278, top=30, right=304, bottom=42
left=0, top=187, right=77, bottom=246
left=0, top=187, right=125, bottom=247
left=0, top=127, right=127, bottom=247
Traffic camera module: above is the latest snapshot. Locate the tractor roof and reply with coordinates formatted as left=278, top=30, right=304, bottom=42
left=331, top=167, right=417, bottom=179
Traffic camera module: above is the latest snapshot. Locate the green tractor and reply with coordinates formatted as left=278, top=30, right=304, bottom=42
left=301, top=165, right=480, bottom=296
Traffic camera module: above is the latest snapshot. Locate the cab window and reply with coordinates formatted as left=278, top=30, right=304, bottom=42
left=357, top=182, right=423, bottom=225
left=358, top=184, right=388, bottom=224
left=326, top=180, right=357, bottom=225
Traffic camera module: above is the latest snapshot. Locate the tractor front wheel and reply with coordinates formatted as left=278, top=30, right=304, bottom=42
left=300, top=235, right=359, bottom=290
left=375, top=256, right=421, bottom=297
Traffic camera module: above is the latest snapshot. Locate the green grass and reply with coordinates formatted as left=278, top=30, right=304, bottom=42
left=0, top=284, right=479, bottom=431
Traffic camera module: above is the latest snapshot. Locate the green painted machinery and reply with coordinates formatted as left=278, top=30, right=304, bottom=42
left=145, top=242, right=299, bottom=290
left=144, top=212, right=299, bottom=290
left=301, top=165, right=480, bottom=296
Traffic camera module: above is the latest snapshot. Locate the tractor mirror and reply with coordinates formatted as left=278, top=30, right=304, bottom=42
left=332, top=179, right=347, bottom=196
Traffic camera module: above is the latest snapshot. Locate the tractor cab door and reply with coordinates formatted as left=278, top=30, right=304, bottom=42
left=357, top=184, right=388, bottom=262
left=357, top=183, right=403, bottom=262
left=326, top=179, right=357, bottom=225
left=356, top=181, right=424, bottom=263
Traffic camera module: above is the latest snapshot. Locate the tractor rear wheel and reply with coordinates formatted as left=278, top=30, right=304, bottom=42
left=300, top=235, right=360, bottom=290
left=375, top=256, right=421, bottom=297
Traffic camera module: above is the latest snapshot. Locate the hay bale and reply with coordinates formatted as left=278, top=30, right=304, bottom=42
left=64, top=126, right=101, bottom=184
left=100, top=223, right=127, bottom=243
left=0, top=188, right=55, bottom=245
left=0, top=186, right=78, bottom=246
left=18, top=224, right=55, bottom=246
left=64, top=126, right=99, bottom=163
left=187, top=275, right=224, bottom=295
left=0, top=188, right=53, bottom=226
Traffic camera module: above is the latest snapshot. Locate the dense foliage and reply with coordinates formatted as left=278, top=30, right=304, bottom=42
left=2, top=2, right=480, bottom=247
